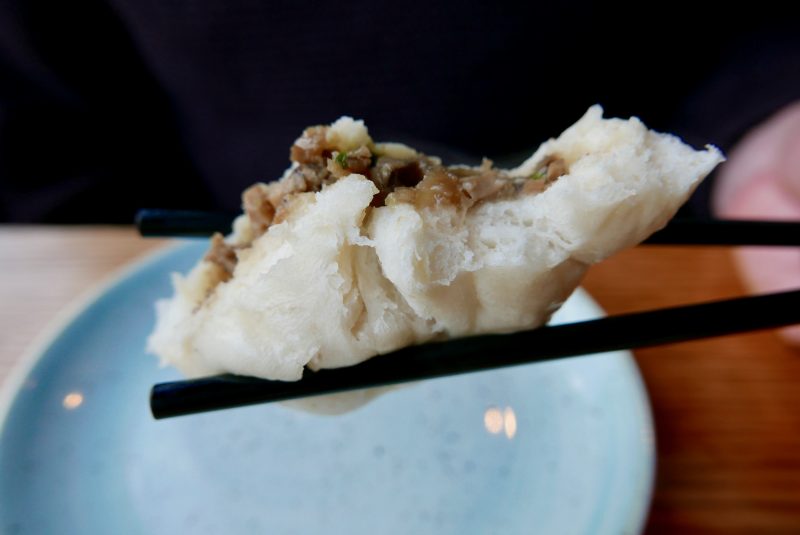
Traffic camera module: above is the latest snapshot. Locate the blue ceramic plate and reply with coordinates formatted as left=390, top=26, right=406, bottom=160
left=0, top=242, right=654, bottom=535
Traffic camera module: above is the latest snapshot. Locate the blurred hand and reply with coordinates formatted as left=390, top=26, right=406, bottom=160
left=713, top=101, right=800, bottom=347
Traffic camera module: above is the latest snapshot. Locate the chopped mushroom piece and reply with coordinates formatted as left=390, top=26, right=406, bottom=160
left=242, top=184, right=275, bottom=235
left=290, top=126, right=333, bottom=165
left=544, top=156, right=567, bottom=182
left=327, top=145, right=373, bottom=178
left=204, top=233, right=238, bottom=281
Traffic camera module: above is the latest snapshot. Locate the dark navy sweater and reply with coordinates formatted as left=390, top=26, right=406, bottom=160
left=1, top=1, right=798, bottom=222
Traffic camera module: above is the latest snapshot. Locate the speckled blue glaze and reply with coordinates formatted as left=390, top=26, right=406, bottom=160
left=0, top=241, right=654, bottom=535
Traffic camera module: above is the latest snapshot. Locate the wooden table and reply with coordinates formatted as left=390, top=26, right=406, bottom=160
left=1, top=226, right=798, bottom=533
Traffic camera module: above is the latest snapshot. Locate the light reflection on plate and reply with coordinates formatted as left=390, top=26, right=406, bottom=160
left=0, top=241, right=654, bottom=534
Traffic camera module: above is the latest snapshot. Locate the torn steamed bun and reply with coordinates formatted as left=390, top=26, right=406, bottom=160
left=148, top=106, right=723, bottom=385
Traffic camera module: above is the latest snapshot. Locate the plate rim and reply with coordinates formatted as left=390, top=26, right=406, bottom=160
left=0, top=239, right=180, bottom=433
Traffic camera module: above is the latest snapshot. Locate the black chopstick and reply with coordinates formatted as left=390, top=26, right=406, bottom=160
left=135, top=209, right=239, bottom=237
left=644, top=219, right=800, bottom=246
left=151, top=288, right=800, bottom=419
left=135, top=209, right=800, bottom=246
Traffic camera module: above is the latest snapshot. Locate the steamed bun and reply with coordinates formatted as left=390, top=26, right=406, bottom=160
left=148, top=106, right=723, bottom=382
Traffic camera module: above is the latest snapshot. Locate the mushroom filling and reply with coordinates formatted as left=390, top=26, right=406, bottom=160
left=205, top=125, right=568, bottom=279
